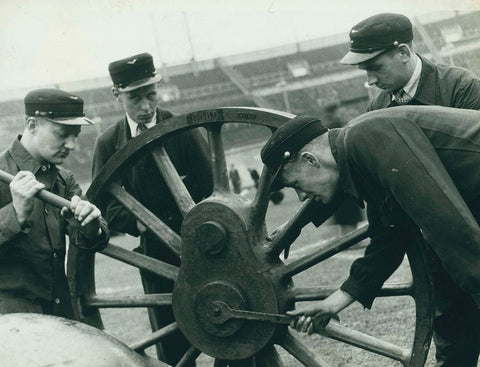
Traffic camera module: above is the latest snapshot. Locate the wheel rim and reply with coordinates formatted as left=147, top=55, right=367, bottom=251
left=71, top=107, right=433, bottom=366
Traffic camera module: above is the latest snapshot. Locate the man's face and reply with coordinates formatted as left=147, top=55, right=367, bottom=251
left=117, top=83, right=160, bottom=124
left=279, top=155, right=341, bottom=205
left=31, top=119, right=81, bottom=165
left=358, top=49, right=410, bottom=93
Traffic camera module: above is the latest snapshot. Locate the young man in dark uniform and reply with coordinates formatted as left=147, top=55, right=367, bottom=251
left=92, top=52, right=212, bottom=366
left=0, top=89, right=109, bottom=319
left=262, top=108, right=480, bottom=367
left=338, top=13, right=480, bottom=366
left=340, top=13, right=480, bottom=111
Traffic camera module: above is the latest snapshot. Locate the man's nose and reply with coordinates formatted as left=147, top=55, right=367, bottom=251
left=295, top=189, right=308, bottom=201
left=140, top=98, right=151, bottom=111
left=64, top=137, right=76, bottom=150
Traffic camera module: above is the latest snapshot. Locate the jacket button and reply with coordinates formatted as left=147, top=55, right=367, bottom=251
left=54, top=298, right=61, bottom=304
left=41, top=165, right=48, bottom=171
left=53, top=252, right=57, bottom=258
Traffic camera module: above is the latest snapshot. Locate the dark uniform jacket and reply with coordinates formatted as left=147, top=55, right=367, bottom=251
left=328, top=106, right=480, bottom=308
left=0, top=137, right=109, bottom=317
left=367, top=55, right=480, bottom=111
left=92, top=109, right=212, bottom=263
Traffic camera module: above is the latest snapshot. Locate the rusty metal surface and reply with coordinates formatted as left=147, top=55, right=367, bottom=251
left=173, top=193, right=290, bottom=360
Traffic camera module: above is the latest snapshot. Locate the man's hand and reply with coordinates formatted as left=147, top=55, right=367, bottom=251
left=61, top=195, right=101, bottom=239
left=287, top=301, right=339, bottom=335
left=287, top=289, right=354, bottom=335
left=10, top=171, right=45, bottom=227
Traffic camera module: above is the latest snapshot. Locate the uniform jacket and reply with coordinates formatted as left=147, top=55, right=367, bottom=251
left=0, top=137, right=109, bottom=316
left=367, top=55, right=480, bottom=111
left=327, top=106, right=480, bottom=307
left=92, top=109, right=213, bottom=264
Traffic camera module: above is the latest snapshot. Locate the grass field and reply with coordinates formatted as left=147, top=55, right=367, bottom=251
left=93, top=188, right=442, bottom=367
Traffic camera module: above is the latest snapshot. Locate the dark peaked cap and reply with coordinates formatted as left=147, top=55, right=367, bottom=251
left=261, top=116, right=328, bottom=169
left=108, top=52, right=161, bottom=92
left=24, top=88, right=94, bottom=125
left=340, top=13, right=413, bottom=65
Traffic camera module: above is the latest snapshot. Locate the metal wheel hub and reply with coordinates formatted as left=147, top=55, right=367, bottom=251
left=173, top=194, right=286, bottom=360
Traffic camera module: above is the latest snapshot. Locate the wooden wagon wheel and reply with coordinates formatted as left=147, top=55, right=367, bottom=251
left=73, top=107, right=434, bottom=367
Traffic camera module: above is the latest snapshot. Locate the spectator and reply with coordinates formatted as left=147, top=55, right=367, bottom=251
left=248, top=168, right=260, bottom=189
left=229, top=164, right=242, bottom=194
left=0, top=89, right=109, bottom=319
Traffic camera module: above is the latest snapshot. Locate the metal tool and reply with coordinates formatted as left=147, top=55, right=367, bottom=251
left=212, top=301, right=294, bottom=325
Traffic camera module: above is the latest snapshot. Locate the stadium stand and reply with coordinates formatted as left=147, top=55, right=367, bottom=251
left=0, top=10, right=479, bottom=184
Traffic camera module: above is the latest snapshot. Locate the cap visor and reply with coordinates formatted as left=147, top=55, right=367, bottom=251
left=340, top=49, right=386, bottom=65
left=117, top=74, right=161, bottom=92
left=45, top=116, right=95, bottom=126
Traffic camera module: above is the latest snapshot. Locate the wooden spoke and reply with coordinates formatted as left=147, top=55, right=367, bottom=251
left=130, top=322, right=179, bottom=352
left=149, top=145, right=195, bottom=216
left=109, top=183, right=182, bottom=257
left=322, top=322, right=411, bottom=363
left=207, top=125, right=230, bottom=192
left=175, top=346, right=201, bottom=367
left=101, top=243, right=179, bottom=281
left=281, top=331, right=331, bottom=367
left=84, top=293, right=172, bottom=308
left=274, top=225, right=369, bottom=279
left=294, top=282, right=413, bottom=301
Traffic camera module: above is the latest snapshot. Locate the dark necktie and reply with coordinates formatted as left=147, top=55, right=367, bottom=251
left=136, top=123, right=148, bottom=136
left=392, top=89, right=412, bottom=105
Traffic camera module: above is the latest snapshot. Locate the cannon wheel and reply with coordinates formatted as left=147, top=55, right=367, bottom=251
left=72, top=107, right=434, bottom=366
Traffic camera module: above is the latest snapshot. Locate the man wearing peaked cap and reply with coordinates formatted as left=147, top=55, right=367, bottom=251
left=340, top=13, right=480, bottom=111
left=340, top=13, right=413, bottom=66
left=263, top=106, right=480, bottom=366
left=92, top=53, right=212, bottom=366
left=0, top=89, right=109, bottom=319
left=338, top=12, right=480, bottom=365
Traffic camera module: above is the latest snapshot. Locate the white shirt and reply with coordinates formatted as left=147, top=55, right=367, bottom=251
left=126, top=112, right=157, bottom=138
left=392, top=54, right=422, bottom=101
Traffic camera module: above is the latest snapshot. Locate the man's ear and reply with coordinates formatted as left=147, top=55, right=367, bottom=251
left=301, top=151, right=320, bottom=168
left=26, top=117, right=38, bottom=134
left=397, top=43, right=412, bottom=63
left=111, top=87, right=121, bottom=102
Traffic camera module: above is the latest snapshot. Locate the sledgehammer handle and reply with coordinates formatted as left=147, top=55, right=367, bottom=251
left=0, top=168, right=71, bottom=209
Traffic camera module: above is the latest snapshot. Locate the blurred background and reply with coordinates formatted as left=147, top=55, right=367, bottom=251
left=0, top=1, right=479, bottom=187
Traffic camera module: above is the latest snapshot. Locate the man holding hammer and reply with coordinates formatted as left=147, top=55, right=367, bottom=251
left=0, top=89, right=109, bottom=319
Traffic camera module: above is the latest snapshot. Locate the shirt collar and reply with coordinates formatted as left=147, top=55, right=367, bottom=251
left=403, top=54, right=422, bottom=98
left=9, top=136, right=45, bottom=174
left=391, top=54, right=422, bottom=101
left=126, top=111, right=157, bottom=138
